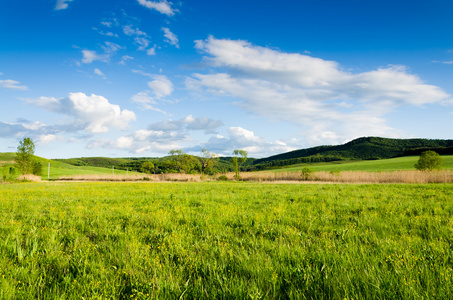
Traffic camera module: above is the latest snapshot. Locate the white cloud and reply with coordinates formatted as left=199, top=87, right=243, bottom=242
left=137, top=0, right=176, bottom=16
left=147, top=75, right=174, bottom=98
left=162, top=27, right=179, bottom=48
left=148, top=115, right=224, bottom=134
left=0, top=79, right=28, bottom=90
left=123, top=25, right=147, bottom=37
left=201, top=126, right=297, bottom=156
left=134, top=37, right=150, bottom=51
left=81, top=42, right=122, bottom=64
left=93, top=27, right=119, bottom=38
left=86, top=117, right=292, bottom=157
left=27, top=93, right=136, bottom=133
left=94, top=68, right=107, bottom=79
left=189, top=36, right=453, bottom=145
left=81, top=50, right=105, bottom=64
left=55, top=0, right=73, bottom=10
left=88, top=129, right=184, bottom=154
left=37, top=134, right=61, bottom=144
left=119, top=55, right=134, bottom=65
left=146, top=45, right=157, bottom=56
left=131, top=91, right=165, bottom=113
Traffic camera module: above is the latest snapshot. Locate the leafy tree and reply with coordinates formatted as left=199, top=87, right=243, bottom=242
left=181, top=154, right=201, bottom=174
left=199, top=148, right=217, bottom=175
left=141, top=161, right=155, bottom=174
left=32, top=161, right=43, bottom=176
left=414, top=150, right=443, bottom=171
left=15, top=137, right=36, bottom=175
left=232, top=150, right=248, bottom=180
left=169, top=149, right=184, bottom=173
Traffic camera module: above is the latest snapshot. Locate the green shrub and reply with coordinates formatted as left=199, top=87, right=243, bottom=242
left=414, top=151, right=443, bottom=171
left=301, top=167, right=315, bottom=180
left=218, top=175, right=228, bottom=181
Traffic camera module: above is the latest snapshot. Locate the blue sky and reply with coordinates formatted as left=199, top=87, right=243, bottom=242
left=1, top=0, right=452, bottom=158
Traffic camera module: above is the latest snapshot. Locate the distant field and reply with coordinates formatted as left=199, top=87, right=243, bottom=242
left=276, top=155, right=453, bottom=172
left=0, top=153, right=135, bottom=180
left=1, top=182, right=452, bottom=298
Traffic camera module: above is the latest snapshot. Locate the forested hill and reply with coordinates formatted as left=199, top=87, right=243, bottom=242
left=253, top=137, right=453, bottom=166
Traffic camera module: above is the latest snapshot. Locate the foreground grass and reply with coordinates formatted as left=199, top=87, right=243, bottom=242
left=1, top=182, right=453, bottom=299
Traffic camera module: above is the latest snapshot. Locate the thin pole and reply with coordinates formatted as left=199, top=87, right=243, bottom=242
left=48, top=163, right=50, bottom=179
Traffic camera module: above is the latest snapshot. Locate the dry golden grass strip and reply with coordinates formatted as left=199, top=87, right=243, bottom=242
left=56, top=170, right=453, bottom=184
left=238, top=170, right=453, bottom=184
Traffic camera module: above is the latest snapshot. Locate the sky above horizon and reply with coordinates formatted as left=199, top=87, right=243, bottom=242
left=1, top=0, right=453, bottom=159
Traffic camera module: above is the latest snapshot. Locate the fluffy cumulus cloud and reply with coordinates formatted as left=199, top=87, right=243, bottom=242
left=0, top=79, right=28, bottom=90
left=162, top=27, right=179, bottom=48
left=86, top=114, right=297, bottom=156
left=137, top=0, right=176, bottom=16
left=202, top=126, right=297, bottom=156
left=189, top=36, right=453, bottom=145
left=147, top=75, right=174, bottom=98
left=87, top=129, right=186, bottom=154
left=131, top=74, right=173, bottom=111
left=27, top=93, right=136, bottom=133
left=55, top=0, right=74, bottom=10
left=88, top=115, right=224, bottom=154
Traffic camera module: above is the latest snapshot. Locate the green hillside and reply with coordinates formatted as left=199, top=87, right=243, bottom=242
left=274, top=155, right=453, bottom=172
left=251, top=137, right=453, bottom=170
left=1, top=153, right=134, bottom=180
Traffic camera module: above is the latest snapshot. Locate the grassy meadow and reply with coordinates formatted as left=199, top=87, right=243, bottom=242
left=275, top=155, right=453, bottom=172
left=1, top=182, right=453, bottom=299
left=0, top=153, right=134, bottom=181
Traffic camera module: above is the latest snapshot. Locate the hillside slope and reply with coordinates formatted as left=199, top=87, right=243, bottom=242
left=254, top=137, right=453, bottom=165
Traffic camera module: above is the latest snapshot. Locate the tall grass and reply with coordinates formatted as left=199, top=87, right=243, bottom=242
left=240, top=170, right=453, bottom=183
left=53, top=170, right=453, bottom=183
left=1, top=182, right=453, bottom=298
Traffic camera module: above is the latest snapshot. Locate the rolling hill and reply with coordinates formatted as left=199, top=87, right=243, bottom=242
left=249, top=137, right=453, bottom=170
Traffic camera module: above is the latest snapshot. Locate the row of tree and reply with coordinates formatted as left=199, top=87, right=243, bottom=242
left=138, top=149, right=249, bottom=178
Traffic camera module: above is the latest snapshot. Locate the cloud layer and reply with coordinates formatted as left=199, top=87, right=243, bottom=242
left=189, top=37, right=453, bottom=145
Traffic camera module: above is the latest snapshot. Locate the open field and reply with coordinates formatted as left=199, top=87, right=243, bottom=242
left=1, top=182, right=453, bottom=299
left=0, top=153, right=135, bottom=181
left=275, top=155, right=453, bottom=172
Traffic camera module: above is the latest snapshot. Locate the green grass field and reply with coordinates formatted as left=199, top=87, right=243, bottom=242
left=0, top=153, right=134, bottom=180
left=276, top=155, right=453, bottom=172
left=1, top=182, right=453, bottom=299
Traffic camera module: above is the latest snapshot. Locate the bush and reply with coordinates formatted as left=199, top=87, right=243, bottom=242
left=414, top=151, right=443, bottom=171
left=301, top=167, right=315, bottom=180
left=217, top=175, right=229, bottom=181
